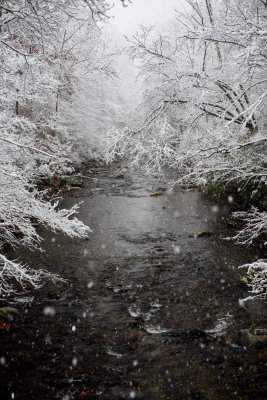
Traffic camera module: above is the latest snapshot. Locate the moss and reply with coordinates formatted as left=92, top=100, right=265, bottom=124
left=205, top=174, right=267, bottom=211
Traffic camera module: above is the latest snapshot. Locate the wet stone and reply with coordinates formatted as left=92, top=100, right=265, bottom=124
left=240, top=296, right=267, bottom=320
left=239, top=329, right=267, bottom=348
left=155, top=329, right=210, bottom=344
left=47, top=291, right=61, bottom=300
left=64, top=175, right=84, bottom=187
left=0, top=306, right=17, bottom=320
left=150, top=192, right=164, bottom=197
left=109, top=172, right=125, bottom=179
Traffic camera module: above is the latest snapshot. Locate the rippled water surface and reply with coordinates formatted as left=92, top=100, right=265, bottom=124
left=0, top=166, right=266, bottom=399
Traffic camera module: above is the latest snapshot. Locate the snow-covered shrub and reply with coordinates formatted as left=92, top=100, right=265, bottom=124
left=239, top=260, right=267, bottom=295
left=0, top=130, right=91, bottom=297
left=0, top=1, right=105, bottom=297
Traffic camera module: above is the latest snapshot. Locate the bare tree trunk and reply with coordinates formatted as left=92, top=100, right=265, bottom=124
left=55, top=30, right=67, bottom=114
left=56, top=88, right=60, bottom=113
left=15, top=88, right=19, bottom=115
left=202, top=41, right=207, bottom=71
left=204, top=0, right=222, bottom=68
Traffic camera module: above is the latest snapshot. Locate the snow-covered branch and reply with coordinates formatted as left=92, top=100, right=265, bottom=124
left=232, top=208, right=267, bottom=246
left=0, top=254, right=65, bottom=296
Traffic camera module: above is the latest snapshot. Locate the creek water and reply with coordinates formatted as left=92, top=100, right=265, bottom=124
left=0, top=166, right=266, bottom=400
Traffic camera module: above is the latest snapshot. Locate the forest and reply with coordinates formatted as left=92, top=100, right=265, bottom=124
left=1, top=0, right=266, bottom=300
left=0, top=0, right=267, bottom=399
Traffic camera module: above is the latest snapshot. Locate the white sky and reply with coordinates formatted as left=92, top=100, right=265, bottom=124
left=109, top=0, right=180, bottom=35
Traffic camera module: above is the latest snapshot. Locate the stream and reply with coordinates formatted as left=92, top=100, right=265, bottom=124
left=0, top=165, right=266, bottom=400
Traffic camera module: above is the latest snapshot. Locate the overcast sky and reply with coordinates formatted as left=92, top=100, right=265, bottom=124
left=109, top=0, right=180, bottom=35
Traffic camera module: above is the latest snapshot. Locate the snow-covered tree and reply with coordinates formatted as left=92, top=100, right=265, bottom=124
left=106, top=0, right=266, bottom=167
left=0, top=0, right=130, bottom=296
left=104, top=0, right=267, bottom=293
